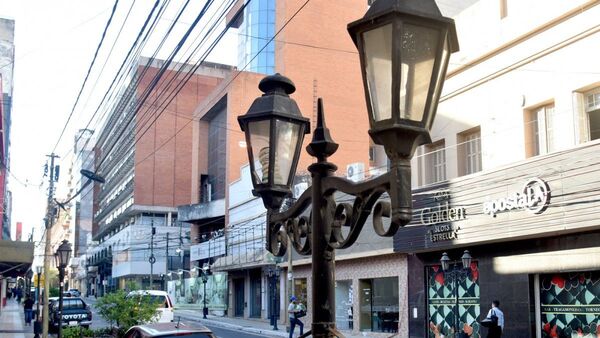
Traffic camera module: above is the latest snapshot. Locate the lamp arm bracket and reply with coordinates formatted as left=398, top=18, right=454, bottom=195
left=267, top=186, right=314, bottom=257
left=266, top=168, right=411, bottom=256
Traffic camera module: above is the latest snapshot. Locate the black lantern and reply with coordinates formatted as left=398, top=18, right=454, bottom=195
left=55, top=240, right=72, bottom=269
left=461, top=250, right=472, bottom=269
left=440, top=252, right=450, bottom=271
left=238, top=73, right=310, bottom=210
left=348, top=0, right=459, bottom=159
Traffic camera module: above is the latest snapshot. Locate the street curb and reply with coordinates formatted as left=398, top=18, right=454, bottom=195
left=175, top=314, right=287, bottom=337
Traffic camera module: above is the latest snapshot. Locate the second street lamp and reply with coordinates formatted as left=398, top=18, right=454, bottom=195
left=440, top=251, right=474, bottom=337
left=34, top=266, right=43, bottom=338
left=55, top=240, right=72, bottom=338
left=268, top=266, right=280, bottom=331
left=201, top=263, right=211, bottom=319
left=238, top=0, right=458, bottom=336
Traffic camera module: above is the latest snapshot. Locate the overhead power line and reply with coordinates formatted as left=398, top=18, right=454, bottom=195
left=51, top=0, right=121, bottom=154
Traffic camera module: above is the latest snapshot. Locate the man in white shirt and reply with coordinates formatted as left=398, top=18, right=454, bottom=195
left=486, top=300, right=504, bottom=338
left=288, top=296, right=304, bottom=338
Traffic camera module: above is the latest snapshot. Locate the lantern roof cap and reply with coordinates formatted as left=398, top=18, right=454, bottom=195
left=259, top=73, right=296, bottom=95
left=348, top=0, right=459, bottom=53
left=365, top=0, right=442, bottom=20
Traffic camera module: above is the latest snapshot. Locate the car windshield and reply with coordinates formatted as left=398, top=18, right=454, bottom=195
left=128, top=294, right=167, bottom=308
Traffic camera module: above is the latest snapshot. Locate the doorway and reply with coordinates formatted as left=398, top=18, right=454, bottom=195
left=234, top=278, right=245, bottom=317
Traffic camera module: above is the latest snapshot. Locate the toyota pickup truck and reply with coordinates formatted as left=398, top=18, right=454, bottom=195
left=48, top=297, right=92, bottom=332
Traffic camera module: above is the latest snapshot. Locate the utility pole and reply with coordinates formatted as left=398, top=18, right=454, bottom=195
left=42, top=153, right=58, bottom=338
left=165, top=232, right=169, bottom=290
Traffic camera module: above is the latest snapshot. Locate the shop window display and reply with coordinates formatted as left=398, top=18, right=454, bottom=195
left=540, top=272, right=600, bottom=337
left=427, top=262, right=480, bottom=337
left=359, top=277, right=399, bottom=333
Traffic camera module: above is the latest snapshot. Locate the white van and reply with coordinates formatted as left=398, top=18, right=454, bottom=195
left=127, top=290, right=174, bottom=323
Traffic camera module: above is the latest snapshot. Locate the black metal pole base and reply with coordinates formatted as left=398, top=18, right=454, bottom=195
left=33, top=321, right=42, bottom=338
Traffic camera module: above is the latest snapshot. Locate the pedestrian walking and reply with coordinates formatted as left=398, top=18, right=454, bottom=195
left=16, top=287, right=22, bottom=303
left=23, top=295, right=35, bottom=325
left=485, top=300, right=504, bottom=338
left=288, top=296, right=304, bottom=338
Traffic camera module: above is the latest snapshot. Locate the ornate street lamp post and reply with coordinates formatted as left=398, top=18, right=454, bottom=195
left=238, top=1, right=458, bottom=336
left=201, top=263, right=210, bottom=319
left=34, top=266, right=43, bottom=338
left=55, top=240, right=72, bottom=338
left=440, top=250, right=474, bottom=336
left=268, top=266, right=281, bottom=330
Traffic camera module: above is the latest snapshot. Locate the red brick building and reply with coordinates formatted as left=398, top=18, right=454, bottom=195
left=88, top=57, right=233, bottom=292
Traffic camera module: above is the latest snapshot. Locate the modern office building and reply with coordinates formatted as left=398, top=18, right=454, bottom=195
left=88, top=57, right=233, bottom=293
left=0, top=18, right=14, bottom=240
left=68, top=129, right=95, bottom=295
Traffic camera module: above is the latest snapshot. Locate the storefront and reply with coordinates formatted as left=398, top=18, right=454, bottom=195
left=395, top=142, right=600, bottom=338
left=286, top=252, right=408, bottom=336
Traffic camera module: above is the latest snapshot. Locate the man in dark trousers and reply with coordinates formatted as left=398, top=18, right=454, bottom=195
left=23, top=296, right=35, bottom=325
left=485, top=300, right=504, bottom=338
left=288, top=296, right=304, bottom=338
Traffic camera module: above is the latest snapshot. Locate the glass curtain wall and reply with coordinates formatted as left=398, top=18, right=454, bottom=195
left=237, top=0, right=275, bottom=74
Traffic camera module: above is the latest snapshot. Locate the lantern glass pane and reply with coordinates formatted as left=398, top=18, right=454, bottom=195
left=425, top=37, right=449, bottom=129
left=363, top=24, right=393, bottom=122
left=274, top=119, right=301, bottom=185
left=399, top=24, right=439, bottom=122
left=248, top=120, right=271, bottom=185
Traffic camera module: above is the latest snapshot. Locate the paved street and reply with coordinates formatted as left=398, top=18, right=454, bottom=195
left=83, top=297, right=111, bottom=330
left=208, top=325, right=281, bottom=338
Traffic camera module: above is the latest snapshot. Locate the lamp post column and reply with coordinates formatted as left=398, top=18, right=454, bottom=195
left=202, top=276, right=208, bottom=319
left=58, top=267, right=65, bottom=338
left=308, top=160, right=337, bottom=337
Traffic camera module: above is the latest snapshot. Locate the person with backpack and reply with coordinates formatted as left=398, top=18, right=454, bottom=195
left=485, top=300, right=504, bottom=338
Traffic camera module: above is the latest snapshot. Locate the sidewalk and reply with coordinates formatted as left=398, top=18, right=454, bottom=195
left=174, top=309, right=382, bottom=338
left=0, top=299, right=34, bottom=338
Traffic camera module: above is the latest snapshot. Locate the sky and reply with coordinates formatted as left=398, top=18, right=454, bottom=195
left=0, top=0, right=238, bottom=243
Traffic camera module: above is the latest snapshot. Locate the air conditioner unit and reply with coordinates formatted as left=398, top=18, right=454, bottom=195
left=346, top=163, right=365, bottom=182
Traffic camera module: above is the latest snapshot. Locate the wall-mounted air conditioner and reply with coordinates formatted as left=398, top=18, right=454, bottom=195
left=346, top=163, right=365, bottom=182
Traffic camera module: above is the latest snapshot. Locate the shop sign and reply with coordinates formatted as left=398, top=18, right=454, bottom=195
left=427, top=223, right=460, bottom=242
left=420, top=202, right=466, bottom=225
left=422, top=190, right=465, bottom=243
left=482, top=177, right=550, bottom=217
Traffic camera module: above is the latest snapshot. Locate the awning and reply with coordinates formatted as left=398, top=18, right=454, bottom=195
left=0, top=240, right=34, bottom=277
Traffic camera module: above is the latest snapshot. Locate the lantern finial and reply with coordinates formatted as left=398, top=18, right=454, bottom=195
left=306, top=98, right=338, bottom=162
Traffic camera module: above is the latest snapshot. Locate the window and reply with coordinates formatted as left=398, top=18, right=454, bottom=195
left=524, top=103, right=555, bottom=157
left=359, top=277, right=399, bottom=333
left=585, top=88, right=600, bottom=140
left=458, top=127, right=482, bottom=176
left=335, top=280, right=353, bottom=330
left=425, top=140, right=446, bottom=184
left=294, top=278, right=308, bottom=305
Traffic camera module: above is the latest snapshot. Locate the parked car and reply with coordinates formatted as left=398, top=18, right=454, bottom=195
left=124, top=321, right=215, bottom=338
left=48, top=297, right=92, bottom=332
left=127, top=290, right=174, bottom=323
left=67, top=288, right=81, bottom=297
